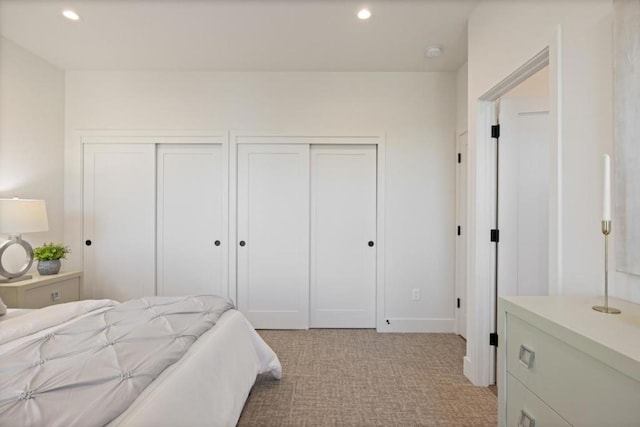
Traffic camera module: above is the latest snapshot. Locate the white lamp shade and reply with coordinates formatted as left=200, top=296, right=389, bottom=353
left=0, top=198, right=49, bottom=234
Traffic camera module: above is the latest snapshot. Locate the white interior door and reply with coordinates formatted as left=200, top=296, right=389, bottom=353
left=310, top=145, right=377, bottom=328
left=455, top=132, right=468, bottom=338
left=498, top=97, right=550, bottom=297
left=237, top=144, right=310, bottom=329
left=83, top=144, right=156, bottom=301
left=157, top=144, right=225, bottom=297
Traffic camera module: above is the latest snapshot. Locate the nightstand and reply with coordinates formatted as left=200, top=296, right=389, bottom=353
left=0, top=271, right=81, bottom=308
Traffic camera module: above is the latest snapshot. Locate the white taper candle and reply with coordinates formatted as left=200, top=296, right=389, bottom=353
left=603, top=154, right=611, bottom=221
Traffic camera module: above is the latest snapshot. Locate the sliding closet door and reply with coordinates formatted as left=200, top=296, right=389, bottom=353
left=157, top=144, right=225, bottom=297
left=83, top=144, right=156, bottom=301
left=310, top=145, right=377, bottom=328
left=237, top=144, right=310, bottom=329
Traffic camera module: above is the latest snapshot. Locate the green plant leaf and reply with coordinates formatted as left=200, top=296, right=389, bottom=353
left=33, top=242, right=70, bottom=261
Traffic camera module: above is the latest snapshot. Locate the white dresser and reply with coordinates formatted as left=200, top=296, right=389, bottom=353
left=498, top=296, right=640, bottom=427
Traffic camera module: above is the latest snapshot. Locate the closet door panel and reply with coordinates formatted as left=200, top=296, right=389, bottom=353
left=157, top=144, right=225, bottom=297
left=83, top=144, right=156, bottom=301
left=237, top=144, right=309, bottom=329
left=310, top=145, right=377, bottom=328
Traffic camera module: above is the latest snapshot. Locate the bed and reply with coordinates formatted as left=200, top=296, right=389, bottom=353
left=0, top=296, right=281, bottom=427
left=0, top=308, right=33, bottom=322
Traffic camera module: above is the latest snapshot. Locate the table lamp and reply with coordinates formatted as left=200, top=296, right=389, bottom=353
left=0, top=198, right=49, bottom=282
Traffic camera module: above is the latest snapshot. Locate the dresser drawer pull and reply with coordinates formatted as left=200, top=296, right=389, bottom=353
left=518, top=409, right=535, bottom=427
left=518, top=345, right=535, bottom=369
left=51, top=291, right=61, bottom=301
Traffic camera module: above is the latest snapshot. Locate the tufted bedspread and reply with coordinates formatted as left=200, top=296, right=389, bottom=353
left=0, top=295, right=236, bottom=426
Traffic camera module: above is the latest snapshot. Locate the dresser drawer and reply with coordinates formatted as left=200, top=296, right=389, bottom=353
left=506, top=313, right=640, bottom=426
left=506, top=373, right=570, bottom=427
left=22, top=278, right=80, bottom=308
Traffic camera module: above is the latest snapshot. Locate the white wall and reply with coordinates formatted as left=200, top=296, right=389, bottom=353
left=64, top=71, right=457, bottom=331
left=0, top=37, right=65, bottom=272
left=466, top=0, right=616, bottom=385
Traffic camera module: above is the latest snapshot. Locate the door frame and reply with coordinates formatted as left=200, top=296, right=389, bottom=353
left=455, top=130, right=469, bottom=338
left=229, top=131, right=386, bottom=330
left=67, top=129, right=229, bottom=299
left=469, top=42, right=563, bottom=387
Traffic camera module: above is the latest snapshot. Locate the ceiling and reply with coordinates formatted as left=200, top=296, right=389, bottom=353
left=0, top=0, right=478, bottom=72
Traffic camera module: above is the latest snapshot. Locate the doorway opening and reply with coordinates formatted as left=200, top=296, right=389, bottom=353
left=473, top=45, right=559, bottom=387
left=490, top=66, right=551, bottom=383
left=497, top=67, right=551, bottom=298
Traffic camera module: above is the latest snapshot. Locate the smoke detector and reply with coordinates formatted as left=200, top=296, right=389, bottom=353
left=425, top=46, right=443, bottom=58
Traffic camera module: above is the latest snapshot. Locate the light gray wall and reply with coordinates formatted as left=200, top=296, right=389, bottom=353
left=613, top=0, right=640, bottom=301
left=456, top=62, right=468, bottom=135
left=0, top=37, right=65, bottom=272
left=64, top=71, right=458, bottom=331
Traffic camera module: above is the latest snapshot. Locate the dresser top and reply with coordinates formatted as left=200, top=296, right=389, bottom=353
left=500, top=295, right=640, bottom=382
left=0, top=271, right=82, bottom=289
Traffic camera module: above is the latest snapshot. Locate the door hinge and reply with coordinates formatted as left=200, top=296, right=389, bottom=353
left=490, top=229, right=500, bottom=242
left=490, top=333, right=498, bottom=347
left=457, top=225, right=461, bottom=236
left=491, top=124, right=500, bottom=139
left=457, top=298, right=461, bottom=309
left=457, top=153, right=462, bottom=163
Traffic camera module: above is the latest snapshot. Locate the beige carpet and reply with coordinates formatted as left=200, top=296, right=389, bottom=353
left=238, top=330, right=497, bottom=426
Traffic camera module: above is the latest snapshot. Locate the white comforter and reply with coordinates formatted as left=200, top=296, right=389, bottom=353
left=0, top=297, right=282, bottom=427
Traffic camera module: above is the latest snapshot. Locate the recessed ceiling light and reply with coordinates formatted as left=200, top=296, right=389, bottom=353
left=62, top=10, right=80, bottom=21
left=357, top=9, right=372, bottom=20
left=425, top=46, right=443, bottom=58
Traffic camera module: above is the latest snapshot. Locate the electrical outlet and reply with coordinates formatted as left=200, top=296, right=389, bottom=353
left=411, top=288, right=420, bottom=301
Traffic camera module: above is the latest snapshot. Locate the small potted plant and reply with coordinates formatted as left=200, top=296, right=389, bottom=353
left=33, top=242, right=70, bottom=275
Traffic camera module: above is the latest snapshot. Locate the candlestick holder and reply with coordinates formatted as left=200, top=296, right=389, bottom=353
left=593, top=220, right=621, bottom=314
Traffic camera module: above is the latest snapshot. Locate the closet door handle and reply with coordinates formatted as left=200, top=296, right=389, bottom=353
left=239, top=241, right=246, bottom=247
left=518, top=409, right=535, bottom=427
left=85, top=240, right=92, bottom=246
left=368, top=241, right=375, bottom=247
left=518, top=345, right=535, bottom=369
left=214, top=240, right=221, bottom=246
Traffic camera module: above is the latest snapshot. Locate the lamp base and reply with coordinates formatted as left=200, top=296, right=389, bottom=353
left=0, top=274, right=32, bottom=283
left=592, top=305, right=621, bottom=314
left=0, top=235, right=35, bottom=283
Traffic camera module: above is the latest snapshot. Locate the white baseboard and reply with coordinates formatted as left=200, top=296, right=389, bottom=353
left=377, top=317, right=455, bottom=333
left=463, top=356, right=474, bottom=383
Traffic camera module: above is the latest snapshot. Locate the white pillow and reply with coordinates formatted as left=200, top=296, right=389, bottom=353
left=0, top=296, right=6, bottom=316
